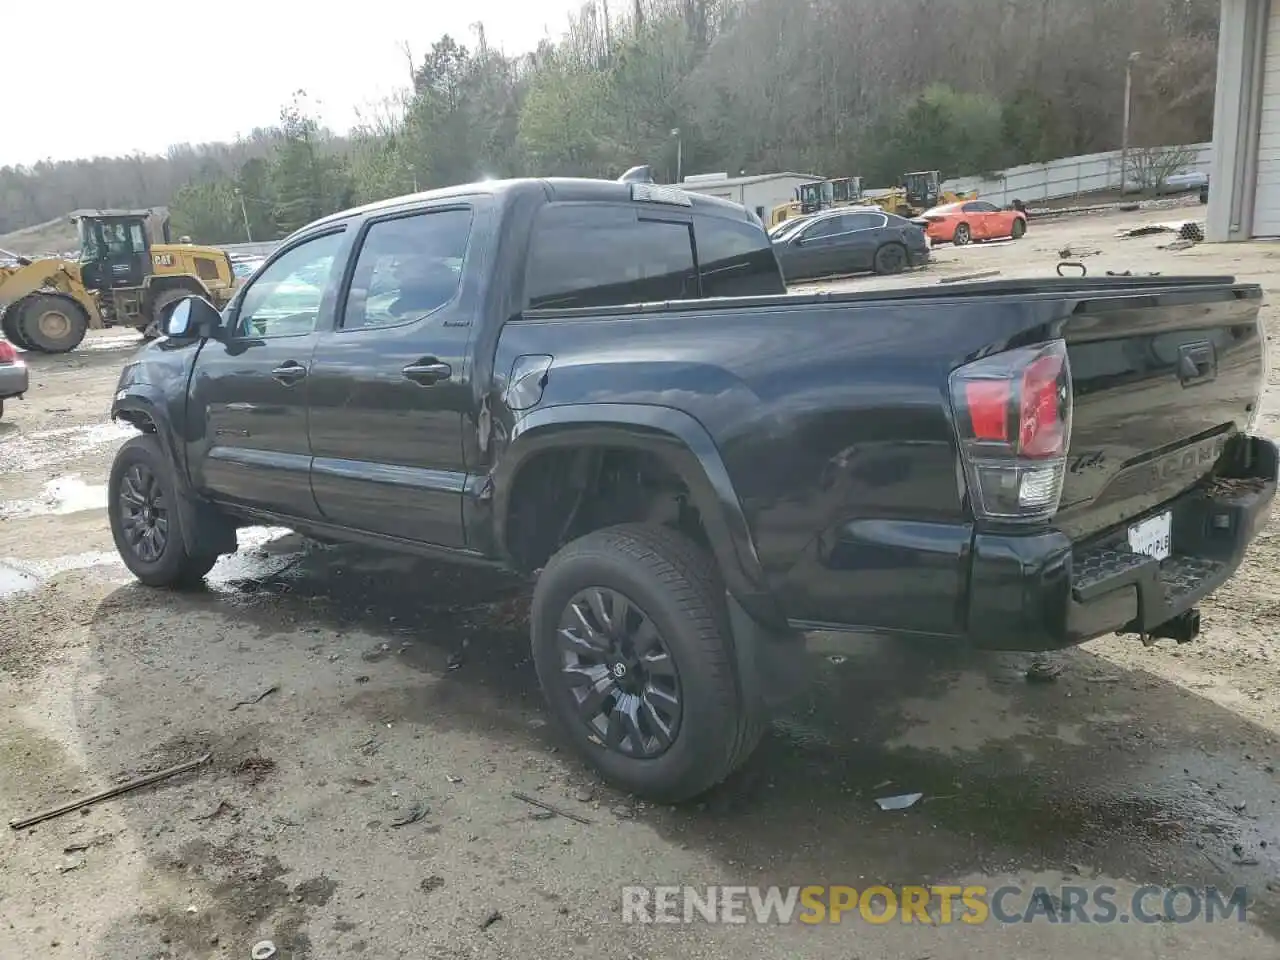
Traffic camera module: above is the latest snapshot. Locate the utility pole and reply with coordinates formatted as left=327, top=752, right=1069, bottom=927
left=236, top=189, right=253, bottom=242
left=672, top=128, right=682, bottom=184
left=1120, top=51, right=1140, bottom=195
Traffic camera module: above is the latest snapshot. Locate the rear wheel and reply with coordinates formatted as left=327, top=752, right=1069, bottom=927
left=531, top=524, right=763, bottom=802
left=108, top=435, right=219, bottom=587
left=16, top=295, right=89, bottom=353
left=953, top=223, right=972, bottom=246
left=1011, top=218, right=1027, bottom=240
left=873, top=242, right=909, bottom=276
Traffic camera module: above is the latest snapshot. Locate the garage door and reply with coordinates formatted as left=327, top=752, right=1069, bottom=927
left=1254, top=6, right=1280, bottom=237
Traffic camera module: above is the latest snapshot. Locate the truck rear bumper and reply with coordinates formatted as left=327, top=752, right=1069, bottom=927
left=969, top=435, right=1278, bottom=651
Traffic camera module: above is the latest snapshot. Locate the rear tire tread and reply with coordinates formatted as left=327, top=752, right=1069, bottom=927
left=534, top=523, right=763, bottom=801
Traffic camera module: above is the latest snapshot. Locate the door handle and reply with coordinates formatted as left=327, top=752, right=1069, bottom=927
left=403, top=360, right=452, bottom=386
left=271, top=361, right=307, bottom=385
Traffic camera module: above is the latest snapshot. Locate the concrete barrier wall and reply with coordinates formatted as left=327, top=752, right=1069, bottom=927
left=941, top=142, right=1212, bottom=206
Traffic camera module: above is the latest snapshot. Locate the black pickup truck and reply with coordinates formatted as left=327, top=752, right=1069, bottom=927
left=108, top=177, right=1276, bottom=801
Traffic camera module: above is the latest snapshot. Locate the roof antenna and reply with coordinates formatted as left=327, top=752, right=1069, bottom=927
left=618, top=165, right=655, bottom=184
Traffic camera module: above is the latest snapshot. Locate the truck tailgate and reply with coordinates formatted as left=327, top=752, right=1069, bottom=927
left=1056, top=284, right=1266, bottom=542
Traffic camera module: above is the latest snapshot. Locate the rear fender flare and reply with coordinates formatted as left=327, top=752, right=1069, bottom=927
left=145, top=275, right=212, bottom=307
left=491, top=403, right=768, bottom=606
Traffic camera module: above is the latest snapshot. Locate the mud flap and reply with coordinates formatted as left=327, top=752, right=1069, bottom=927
left=726, top=592, right=810, bottom=713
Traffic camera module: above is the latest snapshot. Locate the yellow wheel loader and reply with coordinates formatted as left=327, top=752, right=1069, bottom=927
left=867, top=171, right=975, bottom=218
left=768, top=177, right=864, bottom=229
left=0, top=208, right=239, bottom=353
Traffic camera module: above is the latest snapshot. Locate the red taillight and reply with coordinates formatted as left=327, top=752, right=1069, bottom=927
left=1019, top=353, right=1067, bottom=457
left=964, top=380, right=1011, bottom=441
left=949, top=340, right=1072, bottom=523
left=0, top=340, right=17, bottom=364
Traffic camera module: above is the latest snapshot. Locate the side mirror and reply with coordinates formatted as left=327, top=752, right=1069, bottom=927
left=163, top=295, right=222, bottom=339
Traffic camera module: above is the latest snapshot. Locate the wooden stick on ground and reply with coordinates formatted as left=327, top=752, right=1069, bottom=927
left=510, top=790, right=592, bottom=825
left=9, top=753, right=212, bottom=830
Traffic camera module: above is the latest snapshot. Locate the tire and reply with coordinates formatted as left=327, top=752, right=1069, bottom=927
left=531, top=524, right=764, bottom=803
left=953, top=223, right=972, bottom=246
left=108, top=434, right=219, bottom=587
left=1, top=309, right=32, bottom=351
left=873, top=242, right=909, bottom=276
left=143, top=288, right=193, bottom=340
left=1011, top=218, right=1027, bottom=240
left=16, top=294, right=89, bottom=354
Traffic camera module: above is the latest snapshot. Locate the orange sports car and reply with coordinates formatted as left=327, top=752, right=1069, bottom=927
left=918, top=200, right=1028, bottom=246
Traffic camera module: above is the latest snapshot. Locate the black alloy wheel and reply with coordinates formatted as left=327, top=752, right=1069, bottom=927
left=531, top=524, right=765, bottom=801
left=117, top=462, right=170, bottom=563
left=557, top=586, right=683, bottom=758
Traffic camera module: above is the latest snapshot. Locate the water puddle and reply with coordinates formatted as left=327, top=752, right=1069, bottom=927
left=19, top=550, right=123, bottom=577
left=0, top=561, right=42, bottom=598
left=0, top=527, right=297, bottom=597
left=0, top=475, right=108, bottom=518
left=0, top=420, right=135, bottom=474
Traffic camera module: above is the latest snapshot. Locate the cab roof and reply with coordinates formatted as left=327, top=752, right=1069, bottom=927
left=294, top=177, right=755, bottom=241
left=68, top=208, right=169, bottom=221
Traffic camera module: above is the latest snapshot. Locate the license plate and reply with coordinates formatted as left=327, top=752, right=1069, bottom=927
left=1128, top=511, right=1172, bottom=562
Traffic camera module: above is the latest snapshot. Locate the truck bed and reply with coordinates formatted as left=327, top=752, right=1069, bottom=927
left=503, top=274, right=1268, bottom=646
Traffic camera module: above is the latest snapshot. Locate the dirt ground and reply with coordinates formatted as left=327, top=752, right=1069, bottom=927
left=4, top=204, right=1280, bottom=959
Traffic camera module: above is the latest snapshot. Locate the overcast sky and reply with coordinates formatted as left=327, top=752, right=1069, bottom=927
left=4, top=0, right=582, bottom=166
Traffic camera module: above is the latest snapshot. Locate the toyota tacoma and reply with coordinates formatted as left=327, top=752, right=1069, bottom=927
left=108, top=177, right=1275, bottom=801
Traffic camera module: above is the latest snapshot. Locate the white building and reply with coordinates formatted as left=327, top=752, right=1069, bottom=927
left=679, top=172, right=824, bottom=221
left=1208, top=0, right=1280, bottom=240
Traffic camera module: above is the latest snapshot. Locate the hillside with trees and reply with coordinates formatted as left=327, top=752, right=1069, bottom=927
left=0, top=0, right=1220, bottom=246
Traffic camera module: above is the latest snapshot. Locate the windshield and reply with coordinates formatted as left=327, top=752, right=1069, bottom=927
left=770, top=217, right=811, bottom=241
left=78, top=222, right=102, bottom=262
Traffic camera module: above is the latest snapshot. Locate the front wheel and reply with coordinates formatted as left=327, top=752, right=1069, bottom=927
left=531, top=524, right=763, bottom=802
left=16, top=294, right=89, bottom=353
left=1, top=309, right=32, bottom=350
left=108, top=435, right=219, bottom=587
left=953, top=223, right=972, bottom=246
left=1011, top=218, right=1027, bottom=240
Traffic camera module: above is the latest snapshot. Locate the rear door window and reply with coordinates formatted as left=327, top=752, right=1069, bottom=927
left=844, top=213, right=887, bottom=231
left=526, top=205, right=697, bottom=309
left=694, top=215, right=784, bottom=298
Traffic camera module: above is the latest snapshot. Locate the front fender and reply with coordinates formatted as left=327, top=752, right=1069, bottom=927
left=111, top=386, right=185, bottom=484
left=491, top=402, right=772, bottom=617
left=112, top=384, right=236, bottom=556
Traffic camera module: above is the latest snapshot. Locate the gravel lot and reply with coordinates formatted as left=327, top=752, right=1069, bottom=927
left=4, top=203, right=1280, bottom=959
